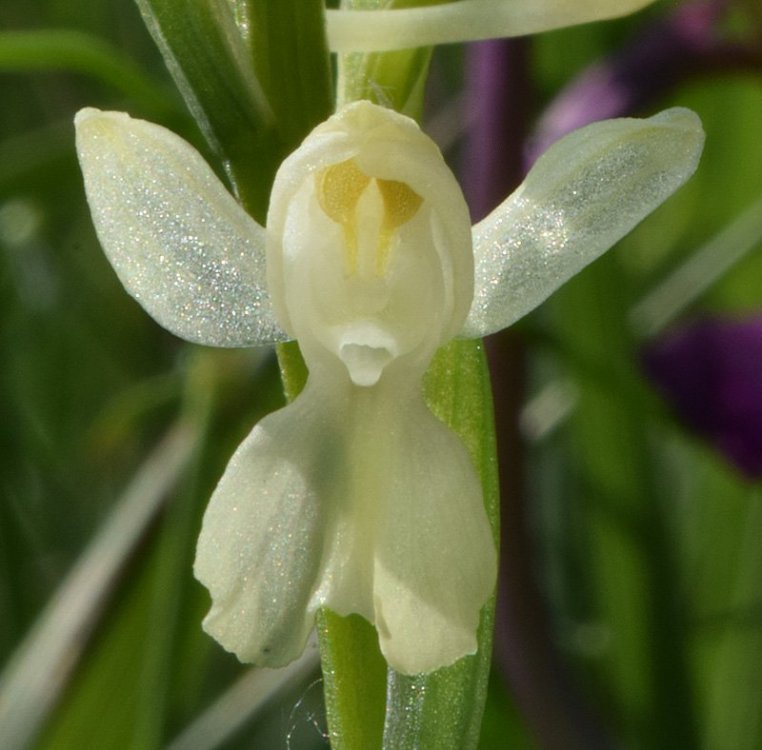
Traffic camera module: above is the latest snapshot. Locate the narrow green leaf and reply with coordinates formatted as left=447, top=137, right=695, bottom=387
left=550, top=252, right=700, bottom=749
left=0, top=423, right=197, bottom=750
left=0, top=30, right=174, bottom=116
left=235, top=0, right=334, bottom=145
left=317, top=612, right=388, bottom=750
left=630, top=194, right=762, bottom=337
left=28, top=351, right=277, bottom=750
left=134, top=0, right=333, bottom=220
left=133, top=0, right=278, bottom=218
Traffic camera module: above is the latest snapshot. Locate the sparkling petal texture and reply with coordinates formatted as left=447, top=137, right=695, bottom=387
left=75, top=108, right=286, bottom=347
left=369, top=388, right=496, bottom=674
left=326, top=0, right=656, bottom=53
left=462, top=107, right=705, bottom=338
left=77, top=98, right=704, bottom=676
left=194, top=382, right=327, bottom=666
left=195, top=364, right=496, bottom=674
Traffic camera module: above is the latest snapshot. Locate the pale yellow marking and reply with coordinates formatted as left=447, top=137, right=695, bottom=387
left=375, top=178, right=423, bottom=275
left=316, top=159, right=370, bottom=274
left=316, top=159, right=423, bottom=276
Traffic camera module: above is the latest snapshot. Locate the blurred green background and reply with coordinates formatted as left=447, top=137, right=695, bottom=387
left=1, top=1, right=761, bottom=748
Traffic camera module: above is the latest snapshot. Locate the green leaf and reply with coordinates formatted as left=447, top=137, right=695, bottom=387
left=0, top=423, right=198, bottom=750
left=133, top=0, right=275, bottom=219
left=23, top=351, right=285, bottom=749
left=316, top=611, right=388, bottom=750
left=233, top=0, right=334, bottom=146
left=0, top=29, right=174, bottom=116
left=134, top=0, right=333, bottom=220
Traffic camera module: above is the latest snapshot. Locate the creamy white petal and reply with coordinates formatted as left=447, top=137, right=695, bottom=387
left=300, top=371, right=495, bottom=675
left=195, top=356, right=495, bottom=674
left=75, top=108, right=286, bottom=347
left=326, top=0, right=656, bottom=53
left=462, top=108, right=705, bottom=338
left=370, top=393, right=496, bottom=675
left=193, top=379, right=338, bottom=666
left=267, top=100, right=473, bottom=364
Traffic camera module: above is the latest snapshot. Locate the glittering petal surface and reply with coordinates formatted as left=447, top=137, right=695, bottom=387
left=194, top=379, right=333, bottom=666
left=643, top=316, right=762, bottom=480
left=195, top=359, right=495, bottom=674
left=326, top=0, right=657, bottom=53
left=75, top=108, right=286, bottom=347
left=370, top=392, right=496, bottom=674
left=462, top=107, right=704, bottom=338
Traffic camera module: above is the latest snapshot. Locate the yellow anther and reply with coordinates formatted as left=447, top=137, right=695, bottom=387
left=316, top=159, right=371, bottom=273
left=316, top=161, right=423, bottom=277
left=375, top=179, right=423, bottom=275
left=377, top=179, right=424, bottom=229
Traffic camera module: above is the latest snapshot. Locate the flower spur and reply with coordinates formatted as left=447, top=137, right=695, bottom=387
left=75, top=99, right=703, bottom=674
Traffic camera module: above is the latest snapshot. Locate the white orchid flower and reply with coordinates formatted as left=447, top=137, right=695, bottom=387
left=75, top=100, right=703, bottom=674
left=325, top=0, right=659, bottom=53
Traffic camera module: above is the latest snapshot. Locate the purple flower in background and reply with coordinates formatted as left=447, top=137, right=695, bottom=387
left=644, top=316, right=762, bottom=480
left=525, top=0, right=757, bottom=165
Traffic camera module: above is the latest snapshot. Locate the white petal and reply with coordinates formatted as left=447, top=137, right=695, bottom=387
left=462, top=108, right=705, bottom=338
left=195, top=364, right=386, bottom=666
left=303, top=368, right=496, bottom=675
left=326, top=0, right=656, bottom=53
left=196, top=347, right=495, bottom=674
left=194, top=385, right=331, bottom=666
left=265, top=100, right=474, bottom=389
left=267, top=100, right=473, bottom=366
left=75, top=108, right=286, bottom=347
left=370, top=394, right=496, bottom=675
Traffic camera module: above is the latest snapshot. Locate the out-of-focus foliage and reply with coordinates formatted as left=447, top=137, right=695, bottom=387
left=1, top=1, right=761, bottom=748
